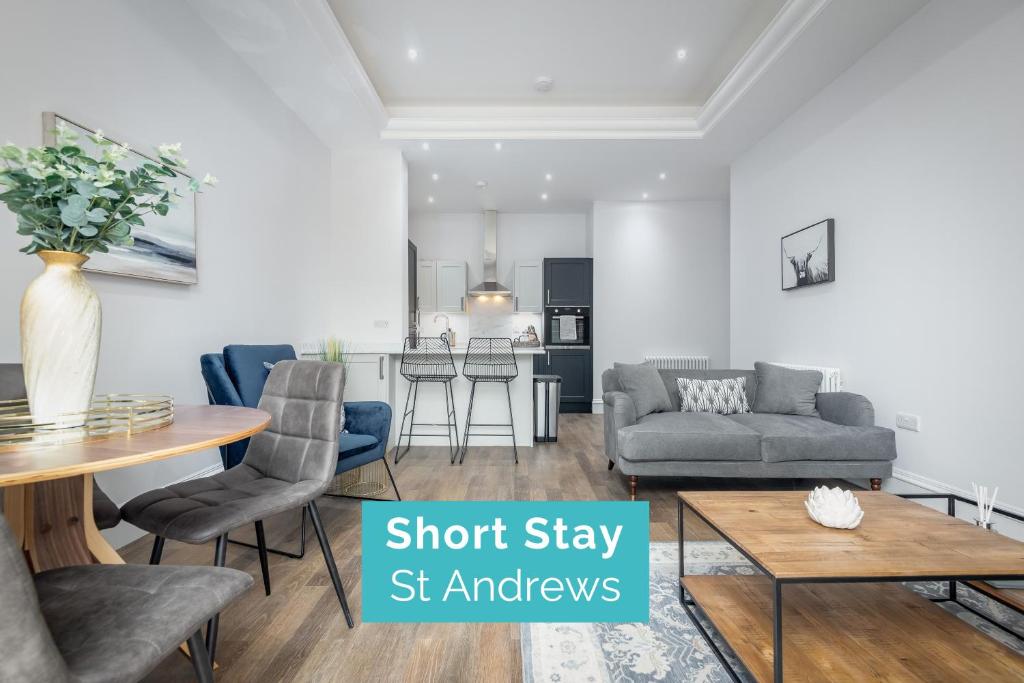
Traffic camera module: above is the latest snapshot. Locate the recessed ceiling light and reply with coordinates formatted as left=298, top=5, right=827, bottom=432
left=545, top=173, right=553, bottom=181
left=642, top=192, right=649, bottom=200
left=421, top=142, right=430, bottom=151
left=659, top=172, right=667, bottom=180
left=494, top=142, right=503, bottom=151
left=431, top=173, right=439, bottom=181
left=534, top=76, right=554, bottom=92
left=427, top=196, right=435, bottom=204
left=407, top=48, right=419, bottom=61
left=676, top=48, right=687, bottom=61
left=540, top=193, right=548, bottom=201
left=475, top=180, right=488, bottom=189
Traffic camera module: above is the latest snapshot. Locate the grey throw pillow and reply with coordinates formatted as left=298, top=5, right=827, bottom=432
left=614, top=362, right=673, bottom=418
left=752, top=362, right=821, bottom=416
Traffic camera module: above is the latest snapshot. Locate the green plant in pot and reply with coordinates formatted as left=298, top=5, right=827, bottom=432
left=318, top=337, right=350, bottom=431
left=0, top=122, right=215, bottom=425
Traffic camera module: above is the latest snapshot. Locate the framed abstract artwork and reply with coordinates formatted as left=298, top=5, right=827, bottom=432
left=42, top=112, right=198, bottom=284
left=781, top=219, right=834, bottom=291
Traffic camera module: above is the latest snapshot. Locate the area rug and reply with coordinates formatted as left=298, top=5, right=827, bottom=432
left=521, top=541, right=1024, bottom=683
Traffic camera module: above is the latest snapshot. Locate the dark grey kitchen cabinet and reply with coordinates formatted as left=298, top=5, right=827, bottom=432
left=543, top=258, right=592, bottom=306
left=535, top=348, right=592, bottom=413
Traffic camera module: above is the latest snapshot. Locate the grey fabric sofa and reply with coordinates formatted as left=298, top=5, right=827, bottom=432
left=602, top=368, right=897, bottom=500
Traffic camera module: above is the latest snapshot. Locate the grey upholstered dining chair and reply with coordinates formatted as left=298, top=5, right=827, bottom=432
left=0, top=513, right=252, bottom=683
left=120, top=360, right=354, bottom=664
left=0, top=363, right=121, bottom=531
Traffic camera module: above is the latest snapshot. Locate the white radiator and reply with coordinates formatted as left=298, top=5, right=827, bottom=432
left=643, top=355, right=709, bottom=370
left=768, top=362, right=842, bottom=392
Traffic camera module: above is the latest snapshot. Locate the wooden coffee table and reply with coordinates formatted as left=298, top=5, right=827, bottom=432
left=677, top=491, right=1024, bottom=682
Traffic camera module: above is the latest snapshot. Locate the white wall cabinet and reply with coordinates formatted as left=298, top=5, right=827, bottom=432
left=416, top=260, right=436, bottom=313
left=513, top=260, right=543, bottom=313
left=436, top=260, right=467, bottom=312
left=344, top=354, right=390, bottom=402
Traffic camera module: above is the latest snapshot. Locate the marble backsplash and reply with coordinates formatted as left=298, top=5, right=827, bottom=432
left=417, top=297, right=542, bottom=345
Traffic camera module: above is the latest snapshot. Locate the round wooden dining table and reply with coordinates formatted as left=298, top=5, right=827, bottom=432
left=0, top=404, right=270, bottom=572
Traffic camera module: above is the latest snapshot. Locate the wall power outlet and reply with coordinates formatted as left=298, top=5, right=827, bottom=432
left=896, top=413, right=921, bottom=432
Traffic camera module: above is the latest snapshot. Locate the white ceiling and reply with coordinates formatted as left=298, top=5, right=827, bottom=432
left=404, top=139, right=729, bottom=212
left=190, top=0, right=930, bottom=213
left=328, top=0, right=784, bottom=107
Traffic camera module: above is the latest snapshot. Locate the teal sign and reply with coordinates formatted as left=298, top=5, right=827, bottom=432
left=361, top=501, right=649, bottom=623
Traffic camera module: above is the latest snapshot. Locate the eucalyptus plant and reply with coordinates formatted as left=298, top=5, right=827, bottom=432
left=0, top=121, right=215, bottom=255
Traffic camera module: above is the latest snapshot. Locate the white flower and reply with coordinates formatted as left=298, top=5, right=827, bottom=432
left=55, top=165, right=78, bottom=179
left=101, top=145, right=128, bottom=163
left=89, top=129, right=105, bottom=144
left=26, top=161, right=51, bottom=179
left=54, top=122, right=78, bottom=147
left=157, top=142, right=182, bottom=158
left=94, top=166, right=116, bottom=187
left=202, top=173, right=218, bottom=186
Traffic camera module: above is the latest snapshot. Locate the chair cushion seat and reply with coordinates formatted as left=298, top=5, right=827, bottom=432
left=339, top=432, right=378, bottom=456
left=121, top=464, right=324, bottom=544
left=618, top=412, right=762, bottom=463
left=35, top=564, right=252, bottom=683
left=727, top=413, right=897, bottom=463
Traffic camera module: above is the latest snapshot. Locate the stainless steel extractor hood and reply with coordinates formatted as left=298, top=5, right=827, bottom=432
left=469, top=210, right=512, bottom=296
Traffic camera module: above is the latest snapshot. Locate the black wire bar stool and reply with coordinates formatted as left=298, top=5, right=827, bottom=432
left=459, top=337, right=519, bottom=464
left=393, top=336, right=460, bottom=464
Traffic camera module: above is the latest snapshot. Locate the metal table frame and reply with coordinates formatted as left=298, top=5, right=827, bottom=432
left=677, top=493, right=1024, bottom=682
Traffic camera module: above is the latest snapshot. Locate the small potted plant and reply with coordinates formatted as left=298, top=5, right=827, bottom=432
left=0, top=122, right=214, bottom=423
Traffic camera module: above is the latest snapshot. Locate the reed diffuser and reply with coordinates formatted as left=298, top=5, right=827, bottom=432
left=972, top=482, right=999, bottom=531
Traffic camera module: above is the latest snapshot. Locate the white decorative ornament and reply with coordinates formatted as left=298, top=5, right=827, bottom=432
left=804, top=486, right=864, bottom=529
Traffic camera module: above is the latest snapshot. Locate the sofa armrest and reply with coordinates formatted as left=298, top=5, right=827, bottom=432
left=344, top=401, right=393, bottom=446
left=603, top=391, right=637, bottom=460
left=816, top=392, right=875, bottom=427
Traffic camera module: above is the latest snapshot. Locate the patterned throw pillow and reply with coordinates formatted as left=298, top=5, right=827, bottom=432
left=677, top=377, right=750, bottom=415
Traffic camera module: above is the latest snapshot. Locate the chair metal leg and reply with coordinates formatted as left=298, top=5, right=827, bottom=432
left=228, top=506, right=307, bottom=559
left=186, top=629, right=215, bottom=683
left=444, top=378, right=457, bottom=464
left=505, top=380, right=518, bottom=464
left=392, top=380, right=414, bottom=464
left=205, top=535, right=228, bottom=665
left=255, top=521, right=271, bottom=596
left=459, top=380, right=477, bottom=465
left=149, top=536, right=165, bottom=565
left=307, top=501, right=355, bottom=628
left=403, top=380, right=420, bottom=460
left=384, top=458, right=402, bottom=501
left=447, top=380, right=460, bottom=456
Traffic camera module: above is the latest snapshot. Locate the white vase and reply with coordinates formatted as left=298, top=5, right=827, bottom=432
left=20, top=251, right=102, bottom=428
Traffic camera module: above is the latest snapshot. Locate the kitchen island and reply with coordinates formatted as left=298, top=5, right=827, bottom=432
left=332, top=345, right=545, bottom=450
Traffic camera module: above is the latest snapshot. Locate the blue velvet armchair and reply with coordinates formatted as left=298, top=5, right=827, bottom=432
left=200, top=344, right=398, bottom=499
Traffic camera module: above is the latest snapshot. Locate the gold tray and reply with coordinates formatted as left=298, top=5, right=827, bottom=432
left=0, top=394, right=174, bottom=451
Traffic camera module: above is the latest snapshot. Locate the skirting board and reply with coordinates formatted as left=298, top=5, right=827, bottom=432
left=592, top=399, right=604, bottom=414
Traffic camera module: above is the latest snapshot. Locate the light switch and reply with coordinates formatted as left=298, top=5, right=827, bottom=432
left=896, top=413, right=921, bottom=432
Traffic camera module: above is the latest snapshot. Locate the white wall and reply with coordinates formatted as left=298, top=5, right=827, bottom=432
left=730, top=0, right=1024, bottom=509
left=329, top=146, right=409, bottom=345
left=0, top=0, right=332, bottom=546
left=592, top=201, right=731, bottom=405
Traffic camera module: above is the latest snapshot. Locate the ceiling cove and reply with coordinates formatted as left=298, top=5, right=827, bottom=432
left=324, top=0, right=831, bottom=141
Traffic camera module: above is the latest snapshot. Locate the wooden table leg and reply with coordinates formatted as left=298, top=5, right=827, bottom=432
left=3, top=475, right=124, bottom=572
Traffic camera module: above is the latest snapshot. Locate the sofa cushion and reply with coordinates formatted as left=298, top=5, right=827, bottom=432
left=614, top=363, right=673, bottom=417
left=727, top=413, right=897, bottom=463
left=618, top=412, right=762, bottom=463
left=752, top=362, right=821, bottom=416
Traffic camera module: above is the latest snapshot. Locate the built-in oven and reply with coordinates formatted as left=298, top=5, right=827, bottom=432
left=544, top=306, right=591, bottom=348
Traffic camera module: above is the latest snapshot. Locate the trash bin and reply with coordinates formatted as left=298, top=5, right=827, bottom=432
left=533, top=374, right=562, bottom=443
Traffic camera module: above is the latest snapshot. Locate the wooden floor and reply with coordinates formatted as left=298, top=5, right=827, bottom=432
left=131, top=414, right=842, bottom=682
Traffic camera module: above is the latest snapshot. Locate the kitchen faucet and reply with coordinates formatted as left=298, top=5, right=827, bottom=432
left=433, top=313, right=456, bottom=347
